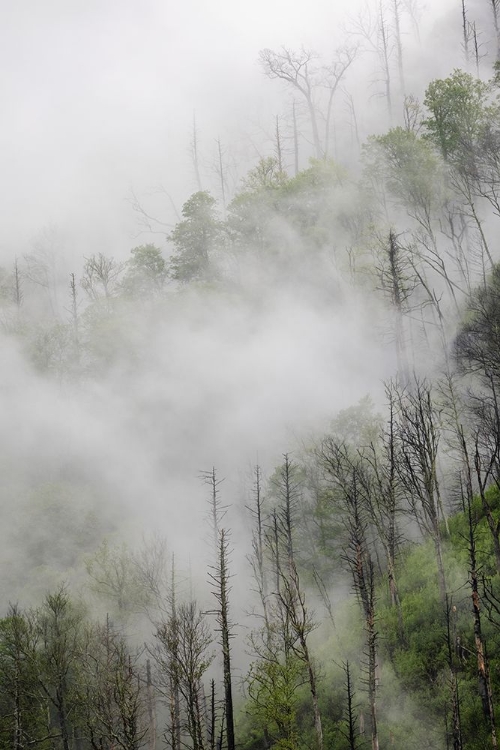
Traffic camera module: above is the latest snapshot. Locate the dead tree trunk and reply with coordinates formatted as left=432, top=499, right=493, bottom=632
left=209, top=530, right=235, bottom=750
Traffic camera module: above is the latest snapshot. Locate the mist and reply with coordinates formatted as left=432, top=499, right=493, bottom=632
left=2, top=2, right=500, bottom=747
left=0, top=0, right=489, bottom=612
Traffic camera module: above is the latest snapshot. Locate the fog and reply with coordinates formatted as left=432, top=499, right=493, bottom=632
left=1, top=0, right=461, bottom=252
left=0, top=0, right=491, bottom=601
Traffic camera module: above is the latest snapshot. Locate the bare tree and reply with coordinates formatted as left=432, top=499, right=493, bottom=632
left=247, top=456, right=321, bottom=750
left=259, top=46, right=356, bottom=160
left=79, top=617, right=149, bottom=750
left=393, top=0, right=405, bottom=94
left=340, top=662, right=360, bottom=750
left=246, top=465, right=270, bottom=630
left=393, top=377, right=448, bottom=602
left=201, top=468, right=228, bottom=556
left=490, top=0, right=500, bottom=59
left=13, top=258, right=23, bottom=311
left=376, top=231, right=414, bottom=383
left=24, top=225, right=64, bottom=316
left=274, top=116, right=284, bottom=174
left=214, top=139, right=227, bottom=214
left=318, top=441, right=379, bottom=750
left=402, top=0, right=423, bottom=42
left=153, top=601, right=213, bottom=750
left=348, top=2, right=393, bottom=120
left=81, top=253, right=124, bottom=306
left=66, top=273, right=81, bottom=362
left=208, top=530, right=235, bottom=750
left=190, top=114, right=204, bottom=193
left=462, top=0, right=470, bottom=64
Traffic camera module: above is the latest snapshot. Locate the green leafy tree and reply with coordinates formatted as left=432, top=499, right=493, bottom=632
left=364, top=127, right=445, bottom=231
left=279, top=159, right=348, bottom=248
left=121, top=244, right=167, bottom=298
left=168, top=192, right=222, bottom=283
left=423, top=70, right=497, bottom=165
left=422, top=69, right=500, bottom=268
left=227, top=158, right=289, bottom=254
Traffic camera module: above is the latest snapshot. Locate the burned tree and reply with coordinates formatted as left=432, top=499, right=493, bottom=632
left=376, top=231, right=414, bottom=384
left=209, top=529, right=235, bottom=750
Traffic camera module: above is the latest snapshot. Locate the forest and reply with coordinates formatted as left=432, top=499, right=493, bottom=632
left=3, top=1, right=500, bottom=749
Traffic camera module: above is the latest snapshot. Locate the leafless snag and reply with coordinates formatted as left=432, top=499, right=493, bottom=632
left=462, top=0, right=470, bottom=64
left=491, top=0, right=500, bottom=59
left=13, top=258, right=23, bottom=310
left=347, top=2, right=393, bottom=121
left=392, top=0, right=405, bottom=95
left=262, top=455, right=324, bottom=750
left=340, top=661, right=359, bottom=750
left=393, top=377, right=448, bottom=602
left=259, top=46, right=356, bottom=160
left=153, top=601, right=213, bottom=750
left=246, top=465, right=271, bottom=630
left=190, top=114, right=204, bottom=193
left=208, top=529, right=235, bottom=750
left=80, top=253, right=124, bottom=305
left=201, top=468, right=228, bottom=556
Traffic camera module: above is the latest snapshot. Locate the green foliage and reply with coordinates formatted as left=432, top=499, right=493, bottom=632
left=121, top=243, right=167, bottom=298
left=242, top=157, right=289, bottom=192
left=169, top=191, right=223, bottom=282
left=9, top=481, right=102, bottom=600
left=0, top=266, right=14, bottom=306
left=423, top=69, right=499, bottom=165
left=455, top=263, right=500, bottom=379
left=227, top=158, right=290, bottom=255
left=328, top=395, right=382, bottom=447
left=0, top=607, right=47, bottom=750
left=364, top=127, right=445, bottom=222
left=228, top=157, right=354, bottom=257
left=280, top=159, right=348, bottom=247
left=85, top=539, right=152, bottom=619
left=246, top=650, right=302, bottom=750
left=0, top=592, right=148, bottom=750
left=28, top=322, right=75, bottom=377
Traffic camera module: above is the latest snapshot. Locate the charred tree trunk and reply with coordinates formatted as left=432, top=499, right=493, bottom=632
left=343, top=661, right=358, bottom=750
left=210, top=530, right=235, bottom=750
